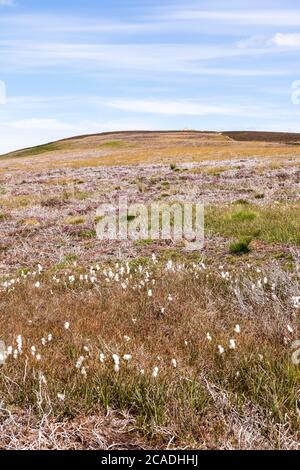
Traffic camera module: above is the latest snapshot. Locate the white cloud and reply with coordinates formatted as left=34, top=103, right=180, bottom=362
left=168, top=9, right=300, bottom=26
left=102, top=98, right=240, bottom=116
left=0, top=40, right=288, bottom=77
left=271, top=33, right=300, bottom=47
left=8, top=118, right=74, bottom=131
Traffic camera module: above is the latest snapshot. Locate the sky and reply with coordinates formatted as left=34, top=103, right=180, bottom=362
left=1, top=0, right=300, bottom=153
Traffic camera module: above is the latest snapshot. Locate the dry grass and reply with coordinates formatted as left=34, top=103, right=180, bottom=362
left=0, top=257, right=299, bottom=449
left=65, top=216, right=86, bottom=225
left=1, top=131, right=300, bottom=172
left=1, top=131, right=300, bottom=449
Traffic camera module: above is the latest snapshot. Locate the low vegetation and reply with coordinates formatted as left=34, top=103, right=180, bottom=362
left=206, top=203, right=300, bottom=246
left=229, top=237, right=252, bottom=255
left=0, top=131, right=299, bottom=449
left=0, top=257, right=299, bottom=449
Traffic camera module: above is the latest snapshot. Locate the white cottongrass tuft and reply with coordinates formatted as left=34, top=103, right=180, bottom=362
left=16, top=335, right=23, bottom=353
left=229, top=339, right=236, bottom=350
left=112, top=354, right=120, bottom=372
left=99, top=352, right=105, bottom=363
left=112, top=354, right=120, bottom=364
left=123, top=354, right=132, bottom=362
left=76, top=356, right=84, bottom=369
left=218, top=345, right=225, bottom=355
left=152, top=366, right=159, bottom=378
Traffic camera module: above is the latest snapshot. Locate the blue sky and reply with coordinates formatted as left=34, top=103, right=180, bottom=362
left=1, top=0, right=300, bottom=153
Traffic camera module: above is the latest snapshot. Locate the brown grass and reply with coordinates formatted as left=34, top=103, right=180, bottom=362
left=1, top=131, right=300, bottom=172
left=0, top=257, right=299, bottom=449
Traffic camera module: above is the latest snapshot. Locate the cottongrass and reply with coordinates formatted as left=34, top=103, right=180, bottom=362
left=0, top=256, right=299, bottom=449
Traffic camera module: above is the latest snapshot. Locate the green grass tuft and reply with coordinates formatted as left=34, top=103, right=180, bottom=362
left=229, top=237, right=252, bottom=255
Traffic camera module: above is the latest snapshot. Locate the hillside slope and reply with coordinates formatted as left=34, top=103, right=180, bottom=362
left=1, top=130, right=300, bottom=171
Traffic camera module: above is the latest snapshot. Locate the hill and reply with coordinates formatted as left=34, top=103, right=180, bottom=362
left=1, top=130, right=300, bottom=171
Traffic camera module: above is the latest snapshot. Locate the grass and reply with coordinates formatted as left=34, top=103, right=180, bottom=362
left=231, top=209, right=257, bottom=223
left=0, top=194, right=44, bottom=209
left=230, top=237, right=252, bottom=255
left=0, top=259, right=299, bottom=448
left=206, top=202, right=300, bottom=245
left=80, top=229, right=96, bottom=239
left=127, top=214, right=137, bottom=222
left=234, top=199, right=250, bottom=205
left=64, top=254, right=79, bottom=263
left=203, top=165, right=230, bottom=176
left=254, top=192, right=265, bottom=199
left=71, top=190, right=90, bottom=201
left=0, top=142, right=64, bottom=160
left=98, top=140, right=127, bottom=149
left=0, top=131, right=300, bottom=449
left=65, top=216, right=86, bottom=225
left=20, top=218, right=40, bottom=226
left=2, top=138, right=300, bottom=171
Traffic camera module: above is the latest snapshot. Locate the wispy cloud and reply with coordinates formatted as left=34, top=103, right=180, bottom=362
left=271, top=33, right=300, bottom=47
left=0, top=40, right=289, bottom=76
left=238, top=32, right=300, bottom=49
left=0, top=116, right=160, bottom=154
left=1, top=0, right=300, bottom=151
left=167, top=9, right=300, bottom=26
left=7, top=118, right=74, bottom=131
left=101, top=98, right=257, bottom=117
